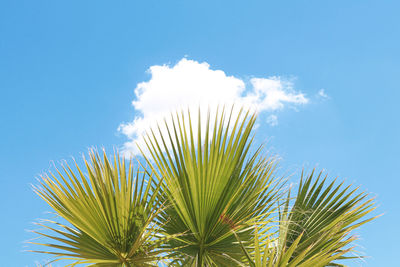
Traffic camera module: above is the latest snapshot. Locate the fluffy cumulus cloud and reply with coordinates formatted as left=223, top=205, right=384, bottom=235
left=119, top=58, right=309, bottom=156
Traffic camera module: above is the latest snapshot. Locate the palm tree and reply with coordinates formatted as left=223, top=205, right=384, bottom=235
left=31, top=108, right=377, bottom=266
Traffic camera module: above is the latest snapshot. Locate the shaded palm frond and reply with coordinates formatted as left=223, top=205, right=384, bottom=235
left=242, top=170, right=377, bottom=267
left=280, top=170, right=377, bottom=265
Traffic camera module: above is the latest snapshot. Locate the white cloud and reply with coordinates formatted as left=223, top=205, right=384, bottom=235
left=119, top=58, right=309, bottom=156
left=266, top=114, right=278, bottom=126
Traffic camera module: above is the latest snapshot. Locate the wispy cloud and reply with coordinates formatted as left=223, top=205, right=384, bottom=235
left=318, top=89, right=329, bottom=98
left=266, top=114, right=278, bottom=126
left=118, top=58, right=309, bottom=156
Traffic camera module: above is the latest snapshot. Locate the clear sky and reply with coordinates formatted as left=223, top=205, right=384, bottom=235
left=1, top=0, right=399, bottom=266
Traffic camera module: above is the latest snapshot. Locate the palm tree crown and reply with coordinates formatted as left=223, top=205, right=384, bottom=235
left=31, top=108, right=377, bottom=267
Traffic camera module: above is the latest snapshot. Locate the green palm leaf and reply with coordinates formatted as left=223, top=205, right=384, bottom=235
left=243, top=170, right=377, bottom=267
left=141, top=107, right=283, bottom=266
left=30, top=150, right=171, bottom=266
left=281, top=170, right=377, bottom=265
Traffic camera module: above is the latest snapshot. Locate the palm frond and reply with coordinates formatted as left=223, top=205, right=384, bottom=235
left=30, top=150, right=171, bottom=266
left=141, top=107, right=284, bottom=266
left=242, top=170, right=378, bottom=267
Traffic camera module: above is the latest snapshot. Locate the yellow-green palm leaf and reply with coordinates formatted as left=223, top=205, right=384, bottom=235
left=31, top=151, right=170, bottom=266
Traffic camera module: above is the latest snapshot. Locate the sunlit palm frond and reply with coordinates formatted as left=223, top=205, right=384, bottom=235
left=142, top=107, right=284, bottom=266
left=30, top=150, right=171, bottom=266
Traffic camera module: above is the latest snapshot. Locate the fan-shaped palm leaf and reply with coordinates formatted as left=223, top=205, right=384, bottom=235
left=280, top=170, right=377, bottom=265
left=242, top=170, right=377, bottom=267
left=31, top=150, right=171, bottom=266
left=141, top=107, right=283, bottom=266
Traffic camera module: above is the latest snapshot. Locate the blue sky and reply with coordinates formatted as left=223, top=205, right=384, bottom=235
left=1, top=0, right=399, bottom=266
